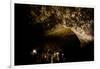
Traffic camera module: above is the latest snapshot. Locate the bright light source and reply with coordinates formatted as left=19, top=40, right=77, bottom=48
left=56, top=52, right=59, bottom=55
left=32, top=49, right=37, bottom=54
